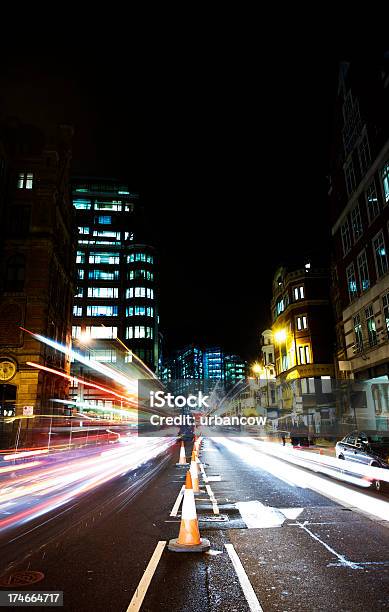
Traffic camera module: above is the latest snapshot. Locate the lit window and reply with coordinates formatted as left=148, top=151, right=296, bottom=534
left=73, top=305, right=82, bottom=316
left=86, top=305, right=118, bottom=317
left=373, top=231, right=388, bottom=278
left=365, top=180, right=380, bottom=223
left=126, top=306, right=134, bottom=317
left=92, top=230, right=121, bottom=239
left=89, top=269, right=119, bottom=281
left=73, top=199, right=92, bottom=210
left=126, top=326, right=153, bottom=339
left=382, top=162, right=389, bottom=205
left=341, top=220, right=352, bottom=255
left=76, top=251, right=85, bottom=264
left=346, top=263, right=358, bottom=302
left=86, top=326, right=117, bottom=339
left=87, top=287, right=119, bottom=298
left=94, top=201, right=122, bottom=211
left=296, top=315, right=308, bottom=330
left=350, top=204, right=362, bottom=242
left=75, top=287, right=83, bottom=298
left=276, top=298, right=284, bottom=315
left=77, top=269, right=84, bottom=280
left=357, top=250, right=369, bottom=292
left=17, top=172, right=33, bottom=189
left=124, top=232, right=134, bottom=240
left=127, top=253, right=154, bottom=264
left=89, top=252, right=120, bottom=264
left=78, top=226, right=90, bottom=235
left=95, top=216, right=111, bottom=224
left=298, top=345, right=310, bottom=364
left=293, top=286, right=304, bottom=301
left=128, top=269, right=154, bottom=281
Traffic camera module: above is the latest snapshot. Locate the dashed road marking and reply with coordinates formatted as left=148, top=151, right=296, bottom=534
left=170, top=485, right=184, bottom=517
left=225, top=543, right=264, bottom=612
left=126, top=541, right=166, bottom=611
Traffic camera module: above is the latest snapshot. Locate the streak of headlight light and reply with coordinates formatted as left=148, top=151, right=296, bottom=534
left=0, top=439, right=175, bottom=529
left=53, top=399, right=136, bottom=419
left=4, top=449, right=49, bottom=461
left=243, top=438, right=389, bottom=485
left=26, top=362, right=136, bottom=405
left=22, top=329, right=138, bottom=393
left=0, top=461, right=42, bottom=473
left=216, top=437, right=389, bottom=522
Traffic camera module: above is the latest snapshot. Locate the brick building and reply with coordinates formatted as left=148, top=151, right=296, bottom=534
left=0, top=120, right=75, bottom=444
left=330, top=55, right=389, bottom=430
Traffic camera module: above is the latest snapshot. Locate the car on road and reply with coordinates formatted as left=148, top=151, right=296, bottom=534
left=335, top=430, right=389, bottom=491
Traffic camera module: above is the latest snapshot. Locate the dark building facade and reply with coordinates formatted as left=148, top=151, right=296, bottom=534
left=0, top=120, right=75, bottom=439
left=330, top=56, right=389, bottom=429
left=71, top=178, right=159, bottom=374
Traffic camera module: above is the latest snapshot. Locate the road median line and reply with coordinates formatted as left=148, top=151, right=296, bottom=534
left=126, top=540, right=166, bottom=611
left=170, top=485, right=185, bottom=517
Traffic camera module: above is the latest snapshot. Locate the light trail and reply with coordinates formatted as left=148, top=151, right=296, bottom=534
left=216, top=437, right=389, bottom=522
left=0, top=437, right=175, bottom=533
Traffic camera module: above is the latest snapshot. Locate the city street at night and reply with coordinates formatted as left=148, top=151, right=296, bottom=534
left=1, top=30, right=389, bottom=612
left=1, top=436, right=388, bottom=611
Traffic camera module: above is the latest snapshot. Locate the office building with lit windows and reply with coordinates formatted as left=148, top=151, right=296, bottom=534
left=72, top=178, right=159, bottom=374
left=224, top=354, right=247, bottom=386
left=203, top=347, right=224, bottom=381
left=329, top=55, right=389, bottom=428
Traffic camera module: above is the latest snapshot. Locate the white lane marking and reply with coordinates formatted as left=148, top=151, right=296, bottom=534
left=236, top=501, right=285, bottom=528
left=205, top=484, right=216, bottom=502
left=207, top=475, right=221, bottom=482
left=170, top=485, right=184, bottom=517
left=126, top=540, right=166, bottom=611
left=225, top=543, right=264, bottom=612
left=296, top=521, right=362, bottom=570
left=205, top=483, right=219, bottom=514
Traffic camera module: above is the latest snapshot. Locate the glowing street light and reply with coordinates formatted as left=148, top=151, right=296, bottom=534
left=252, top=363, right=262, bottom=375
left=274, top=329, right=287, bottom=344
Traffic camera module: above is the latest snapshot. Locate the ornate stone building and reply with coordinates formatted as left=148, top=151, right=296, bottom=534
left=0, top=120, right=74, bottom=444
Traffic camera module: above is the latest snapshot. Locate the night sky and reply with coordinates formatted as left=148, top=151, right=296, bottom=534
left=1, top=35, right=385, bottom=362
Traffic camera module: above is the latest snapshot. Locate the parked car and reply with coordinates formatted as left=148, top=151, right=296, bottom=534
left=335, top=430, right=389, bottom=491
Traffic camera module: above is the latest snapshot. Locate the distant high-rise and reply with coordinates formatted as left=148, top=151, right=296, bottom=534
left=71, top=178, right=159, bottom=373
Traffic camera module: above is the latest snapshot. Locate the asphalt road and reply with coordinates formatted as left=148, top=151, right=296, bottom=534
left=0, top=437, right=388, bottom=612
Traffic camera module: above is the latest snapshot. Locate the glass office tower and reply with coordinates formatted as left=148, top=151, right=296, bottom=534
left=72, top=178, right=159, bottom=374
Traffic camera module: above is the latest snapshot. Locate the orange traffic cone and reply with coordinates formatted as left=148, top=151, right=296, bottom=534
left=168, top=471, right=210, bottom=552
left=190, top=451, right=200, bottom=493
left=176, top=442, right=188, bottom=467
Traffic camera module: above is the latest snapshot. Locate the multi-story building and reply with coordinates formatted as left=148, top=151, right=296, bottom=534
left=0, top=120, right=74, bottom=443
left=330, top=55, right=389, bottom=430
left=271, top=263, right=335, bottom=429
left=203, top=347, right=224, bottom=381
left=174, top=345, right=203, bottom=380
left=71, top=178, right=159, bottom=374
left=224, top=354, right=247, bottom=386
